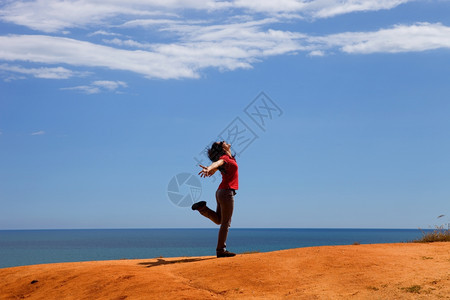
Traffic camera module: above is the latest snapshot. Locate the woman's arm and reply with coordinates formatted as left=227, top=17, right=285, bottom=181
left=198, top=159, right=224, bottom=178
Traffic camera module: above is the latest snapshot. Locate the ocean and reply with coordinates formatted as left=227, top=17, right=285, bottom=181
left=0, top=228, right=428, bottom=269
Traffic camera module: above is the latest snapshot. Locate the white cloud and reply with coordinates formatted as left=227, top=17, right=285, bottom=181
left=119, top=19, right=181, bottom=28
left=0, top=0, right=413, bottom=32
left=310, top=22, right=450, bottom=54
left=0, top=35, right=193, bottom=79
left=233, top=0, right=307, bottom=13
left=62, top=80, right=128, bottom=94
left=31, top=130, right=45, bottom=135
left=1, top=21, right=450, bottom=80
left=3, top=74, right=27, bottom=82
left=102, top=38, right=150, bottom=48
left=308, top=50, right=325, bottom=56
left=61, top=85, right=101, bottom=94
left=88, top=30, right=122, bottom=37
left=92, top=80, right=127, bottom=90
left=0, top=0, right=157, bottom=33
left=0, top=29, right=303, bottom=79
left=0, top=64, right=84, bottom=79
left=233, top=0, right=412, bottom=17
left=304, top=0, right=412, bottom=18
left=0, top=35, right=181, bottom=78
left=0, top=1, right=448, bottom=82
left=0, top=0, right=216, bottom=33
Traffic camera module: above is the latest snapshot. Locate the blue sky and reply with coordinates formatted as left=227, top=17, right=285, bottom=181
left=0, top=0, right=449, bottom=229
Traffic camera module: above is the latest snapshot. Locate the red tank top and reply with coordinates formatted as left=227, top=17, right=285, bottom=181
left=218, top=154, right=238, bottom=190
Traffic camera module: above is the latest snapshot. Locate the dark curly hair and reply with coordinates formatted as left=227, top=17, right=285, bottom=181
left=207, top=141, right=233, bottom=174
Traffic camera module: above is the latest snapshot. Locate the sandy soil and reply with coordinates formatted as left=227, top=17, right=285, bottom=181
left=1, top=242, right=449, bottom=299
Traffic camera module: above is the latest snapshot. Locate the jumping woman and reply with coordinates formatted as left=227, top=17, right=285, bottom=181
left=192, top=141, right=238, bottom=258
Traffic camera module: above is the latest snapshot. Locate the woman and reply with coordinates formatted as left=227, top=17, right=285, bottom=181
left=192, top=141, right=238, bottom=258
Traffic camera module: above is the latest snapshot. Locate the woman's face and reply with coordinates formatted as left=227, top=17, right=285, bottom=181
left=221, top=141, right=231, bottom=151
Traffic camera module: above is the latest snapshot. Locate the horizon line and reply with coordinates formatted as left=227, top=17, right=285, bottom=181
left=0, top=227, right=426, bottom=231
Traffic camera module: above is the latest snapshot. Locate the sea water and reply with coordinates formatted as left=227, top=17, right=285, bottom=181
left=0, top=228, right=428, bottom=268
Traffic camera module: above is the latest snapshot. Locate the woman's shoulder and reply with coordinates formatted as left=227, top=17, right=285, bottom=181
left=219, top=154, right=229, bottom=161
left=220, top=154, right=236, bottom=162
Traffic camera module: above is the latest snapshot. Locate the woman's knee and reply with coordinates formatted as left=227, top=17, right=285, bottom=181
left=220, top=219, right=231, bottom=229
left=213, top=216, right=221, bottom=225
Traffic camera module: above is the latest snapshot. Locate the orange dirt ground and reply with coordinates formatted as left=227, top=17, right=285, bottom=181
left=1, top=242, right=449, bottom=299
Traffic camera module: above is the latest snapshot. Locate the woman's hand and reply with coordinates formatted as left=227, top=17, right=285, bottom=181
left=198, top=164, right=209, bottom=177
left=198, top=164, right=216, bottom=178
left=198, top=160, right=223, bottom=178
